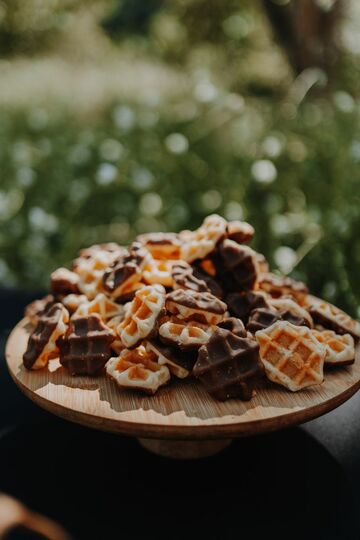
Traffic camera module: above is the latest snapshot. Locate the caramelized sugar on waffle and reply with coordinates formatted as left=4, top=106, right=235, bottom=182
left=313, top=330, right=355, bottom=366
left=106, top=346, right=170, bottom=394
left=256, top=321, right=326, bottom=391
left=57, top=314, right=114, bottom=375
left=145, top=339, right=196, bottom=379
left=159, top=316, right=214, bottom=350
left=194, top=327, right=264, bottom=401
left=307, top=296, right=360, bottom=339
left=23, top=303, right=69, bottom=370
left=119, top=284, right=166, bottom=348
left=22, top=212, right=359, bottom=400
left=50, top=267, right=80, bottom=296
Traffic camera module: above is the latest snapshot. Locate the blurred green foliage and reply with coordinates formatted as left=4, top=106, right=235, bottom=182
left=0, top=0, right=360, bottom=318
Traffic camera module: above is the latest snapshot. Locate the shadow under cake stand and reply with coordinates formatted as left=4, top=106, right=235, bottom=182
left=6, top=317, right=360, bottom=459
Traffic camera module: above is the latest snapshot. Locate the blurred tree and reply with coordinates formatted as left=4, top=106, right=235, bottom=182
left=102, top=0, right=163, bottom=35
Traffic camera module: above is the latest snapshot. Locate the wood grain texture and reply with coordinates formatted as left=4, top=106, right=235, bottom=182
left=6, top=318, right=360, bottom=440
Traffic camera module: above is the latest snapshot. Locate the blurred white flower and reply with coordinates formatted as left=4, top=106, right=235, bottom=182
left=262, top=136, right=283, bottom=158
left=251, top=159, right=277, bottom=183
left=194, top=81, right=218, bottom=103
left=165, top=133, right=189, bottom=154
left=16, top=167, right=36, bottom=187
left=333, top=91, right=354, bottom=113
left=96, top=163, right=118, bottom=185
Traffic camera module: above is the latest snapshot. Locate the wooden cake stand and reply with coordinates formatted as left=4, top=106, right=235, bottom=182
left=6, top=318, right=360, bottom=459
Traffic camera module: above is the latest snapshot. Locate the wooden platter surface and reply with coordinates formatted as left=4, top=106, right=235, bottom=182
left=5, top=318, right=360, bottom=440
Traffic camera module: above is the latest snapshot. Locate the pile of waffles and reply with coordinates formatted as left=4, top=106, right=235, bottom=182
left=23, top=214, right=360, bottom=401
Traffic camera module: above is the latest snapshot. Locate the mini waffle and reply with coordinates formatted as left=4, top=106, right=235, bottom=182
left=119, top=284, right=166, bottom=348
left=258, top=273, right=308, bottom=305
left=313, top=329, right=355, bottom=366
left=226, top=220, right=254, bottom=244
left=61, top=293, right=88, bottom=314
left=159, top=317, right=213, bottom=350
left=255, top=321, right=326, bottom=391
left=74, top=293, right=123, bottom=322
left=216, top=239, right=259, bottom=292
left=307, top=295, right=360, bottom=339
left=166, top=288, right=227, bottom=325
left=73, top=243, right=126, bottom=270
left=218, top=317, right=247, bottom=338
left=181, top=214, right=227, bottom=263
left=194, top=327, right=264, bottom=401
left=50, top=267, right=80, bottom=296
left=75, top=251, right=112, bottom=300
left=136, top=232, right=181, bottom=260
left=57, top=313, right=114, bottom=375
left=145, top=339, right=196, bottom=378
left=226, top=290, right=270, bottom=323
left=106, top=314, right=126, bottom=355
left=143, top=258, right=173, bottom=287
left=172, top=261, right=209, bottom=293
left=102, top=242, right=150, bottom=300
left=23, top=303, right=69, bottom=370
left=269, top=298, right=313, bottom=328
left=247, top=308, right=282, bottom=334
left=24, top=295, right=55, bottom=326
left=106, top=346, right=170, bottom=394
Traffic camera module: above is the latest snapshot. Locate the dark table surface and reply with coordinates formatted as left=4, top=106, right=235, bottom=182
left=1, top=289, right=360, bottom=539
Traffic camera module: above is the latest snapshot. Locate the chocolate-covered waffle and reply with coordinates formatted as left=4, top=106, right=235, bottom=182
left=247, top=308, right=282, bottom=334
left=145, top=339, right=196, bottom=378
left=102, top=242, right=150, bottom=301
left=269, top=298, right=313, bottom=328
left=194, top=327, right=264, bottom=401
left=181, top=214, right=227, bottom=263
left=256, top=321, right=326, bottom=391
left=215, top=239, right=259, bottom=292
left=57, top=313, right=114, bottom=375
left=226, top=290, right=270, bottom=323
left=226, top=220, right=254, bottom=244
left=218, top=317, right=247, bottom=338
left=159, top=316, right=214, bottom=350
left=312, top=329, right=355, bottom=366
left=24, top=295, right=55, bottom=326
left=307, top=296, right=360, bottom=339
left=106, top=346, right=170, bottom=394
left=258, top=273, right=308, bottom=305
left=50, top=267, right=80, bottom=296
left=172, top=261, right=209, bottom=293
left=166, top=288, right=227, bottom=325
left=23, top=303, right=69, bottom=370
left=119, top=284, right=166, bottom=348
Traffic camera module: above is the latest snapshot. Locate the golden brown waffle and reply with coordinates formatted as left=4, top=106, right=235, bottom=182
left=226, top=220, right=254, bottom=244
left=180, top=214, right=227, bottom=263
left=159, top=317, right=213, bottom=350
left=61, top=293, right=88, bottom=314
left=74, top=251, right=111, bottom=300
left=106, top=346, right=170, bottom=394
left=119, top=284, right=166, bottom=348
left=143, top=258, right=173, bottom=287
left=258, top=273, right=308, bottom=305
left=23, top=303, right=69, bottom=370
left=307, top=295, right=360, bottom=339
left=136, top=232, right=181, bottom=260
left=256, top=321, right=326, bottom=391
left=74, top=293, right=123, bottom=321
left=166, top=288, right=227, bottom=325
left=269, top=298, right=314, bottom=327
left=313, top=329, right=355, bottom=366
